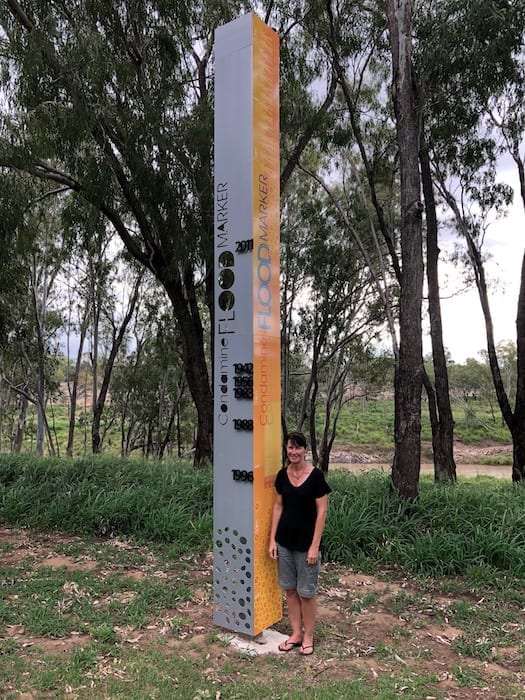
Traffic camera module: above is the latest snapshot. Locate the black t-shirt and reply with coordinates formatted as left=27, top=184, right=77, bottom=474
left=274, top=467, right=332, bottom=552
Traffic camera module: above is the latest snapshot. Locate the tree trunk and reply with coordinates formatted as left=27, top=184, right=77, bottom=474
left=0, top=384, right=3, bottom=450
left=91, top=263, right=100, bottom=448
left=92, top=272, right=142, bottom=454
left=164, top=273, right=213, bottom=468
left=66, top=326, right=86, bottom=457
left=308, top=375, right=320, bottom=467
left=66, top=301, right=90, bottom=457
left=508, top=145, right=525, bottom=481
left=35, top=396, right=45, bottom=457
left=420, top=139, right=456, bottom=482
left=12, top=392, right=28, bottom=452
left=444, top=182, right=525, bottom=482
left=437, top=180, right=515, bottom=438
left=31, top=260, right=49, bottom=457
left=387, top=0, right=424, bottom=500
left=511, top=252, right=525, bottom=481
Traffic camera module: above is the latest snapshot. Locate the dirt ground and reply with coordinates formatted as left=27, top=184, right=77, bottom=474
left=1, top=516, right=524, bottom=700
left=0, top=444, right=520, bottom=697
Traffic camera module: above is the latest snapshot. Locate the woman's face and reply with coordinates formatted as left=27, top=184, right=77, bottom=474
left=286, top=439, right=306, bottom=464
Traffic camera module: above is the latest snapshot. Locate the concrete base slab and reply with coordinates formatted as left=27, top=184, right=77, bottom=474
left=219, top=628, right=288, bottom=656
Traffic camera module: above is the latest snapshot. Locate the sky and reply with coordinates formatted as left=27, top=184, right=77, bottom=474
left=424, top=164, right=523, bottom=364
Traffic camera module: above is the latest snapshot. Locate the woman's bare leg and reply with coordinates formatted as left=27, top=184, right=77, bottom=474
left=284, top=589, right=303, bottom=641
left=299, top=595, right=317, bottom=652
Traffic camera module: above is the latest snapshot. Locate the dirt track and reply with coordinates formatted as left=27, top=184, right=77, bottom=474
left=331, top=442, right=513, bottom=478
left=334, top=462, right=511, bottom=478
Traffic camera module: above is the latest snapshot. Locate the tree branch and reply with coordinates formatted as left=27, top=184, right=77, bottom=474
left=6, top=0, right=34, bottom=32
left=280, top=70, right=338, bottom=193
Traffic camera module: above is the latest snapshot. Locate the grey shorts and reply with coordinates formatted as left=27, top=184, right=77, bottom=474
left=277, top=544, right=321, bottom=598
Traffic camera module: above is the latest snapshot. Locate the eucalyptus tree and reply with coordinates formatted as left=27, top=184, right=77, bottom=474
left=280, top=2, right=424, bottom=486
left=62, top=254, right=91, bottom=457
left=91, top=262, right=145, bottom=454
left=282, top=0, right=432, bottom=495
left=0, top=0, right=221, bottom=464
left=416, top=0, right=524, bottom=479
left=0, top=172, right=29, bottom=450
left=436, top=170, right=525, bottom=476
left=108, top=302, right=191, bottom=458
left=60, top=204, right=96, bottom=457
left=0, top=172, right=28, bottom=348
left=322, top=0, right=400, bottom=278
left=0, top=0, right=340, bottom=466
left=378, top=0, right=524, bottom=485
left=418, top=137, right=457, bottom=482
left=489, top=68, right=525, bottom=205
left=280, top=175, right=313, bottom=437
left=317, top=0, right=522, bottom=490
left=279, top=0, right=455, bottom=489
left=321, top=0, right=425, bottom=497
left=487, top=66, right=525, bottom=478
left=281, top=163, right=385, bottom=470
left=0, top=186, right=65, bottom=455
left=447, top=355, right=501, bottom=426
left=385, top=0, right=425, bottom=499
left=298, top=0, right=452, bottom=495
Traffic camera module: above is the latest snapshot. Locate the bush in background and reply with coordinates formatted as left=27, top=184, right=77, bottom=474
left=1, top=456, right=524, bottom=580
left=325, top=469, right=525, bottom=579
left=0, top=454, right=212, bottom=555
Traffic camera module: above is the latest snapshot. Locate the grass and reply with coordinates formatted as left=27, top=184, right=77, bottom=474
left=1, top=454, right=524, bottom=578
left=325, top=470, right=525, bottom=577
left=1, top=455, right=525, bottom=697
left=3, top=395, right=513, bottom=461
left=336, top=396, right=511, bottom=453
left=0, top=454, right=212, bottom=549
left=1, top=531, right=523, bottom=698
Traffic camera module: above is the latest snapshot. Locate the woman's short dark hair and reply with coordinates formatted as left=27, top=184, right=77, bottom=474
left=285, top=431, right=308, bottom=449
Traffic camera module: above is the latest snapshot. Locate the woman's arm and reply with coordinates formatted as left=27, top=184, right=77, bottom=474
left=306, top=494, right=328, bottom=565
left=268, top=492, right=283, bottom=559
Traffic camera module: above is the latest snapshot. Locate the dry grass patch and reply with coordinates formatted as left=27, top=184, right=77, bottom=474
left=1, top=527, right=524, bottom=699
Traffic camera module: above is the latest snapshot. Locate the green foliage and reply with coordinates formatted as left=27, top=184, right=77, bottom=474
left=325, top=470, right=525, bottom=578
left=333, top=393, right=511, bottom=453
left=2, top=362, right=513, bottom=458
left=0, top=455, right=212, bottom=548
left=108, top=310, right=195, bottom=458
left=1, top=455, right=525, bottom=581
left=415, top=0, right=525, bottom=150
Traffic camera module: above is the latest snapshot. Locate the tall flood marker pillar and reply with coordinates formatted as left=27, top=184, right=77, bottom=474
left=213, top=12, right=282, bottom=636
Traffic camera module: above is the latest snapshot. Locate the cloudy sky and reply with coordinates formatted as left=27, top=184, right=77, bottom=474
left=430, top=164, right=523, bottom=364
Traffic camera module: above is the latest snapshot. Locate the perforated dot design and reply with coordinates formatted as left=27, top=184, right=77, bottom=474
left=214, top=527, right=254, bottom=632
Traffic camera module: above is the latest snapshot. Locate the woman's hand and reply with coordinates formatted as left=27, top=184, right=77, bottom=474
left=306, top=546, right=319, bottom=565
left=269, top=539, right=278, bottom=559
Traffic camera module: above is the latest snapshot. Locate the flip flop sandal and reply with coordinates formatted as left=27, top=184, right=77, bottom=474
left=299, top=644, right=314, bottom=656
left=278, top=639, right=302, bottom=652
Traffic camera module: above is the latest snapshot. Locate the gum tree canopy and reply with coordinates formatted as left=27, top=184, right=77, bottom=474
left=0, top=1, right=336, bottom=466
left=1, top=1, right=222, bottom=464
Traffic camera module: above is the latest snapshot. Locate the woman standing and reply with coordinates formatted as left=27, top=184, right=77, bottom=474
left=269, top=431, right=331, bottom=656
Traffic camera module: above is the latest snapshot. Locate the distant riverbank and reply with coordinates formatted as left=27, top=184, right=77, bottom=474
left=332, top=462, right=511, bottom=479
